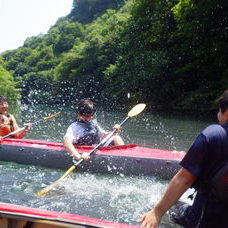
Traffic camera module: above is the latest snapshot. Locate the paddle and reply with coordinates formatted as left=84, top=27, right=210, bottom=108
left=36, top=103, right=146, bottom=196
left=2, top=112, right=61, bottom=139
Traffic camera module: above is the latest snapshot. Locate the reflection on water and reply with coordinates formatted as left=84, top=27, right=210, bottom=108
left=2, top=104, right=214, bottom=227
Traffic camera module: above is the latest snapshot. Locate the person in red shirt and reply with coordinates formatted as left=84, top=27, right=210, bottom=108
left=0, top=95, right=31, bottom=139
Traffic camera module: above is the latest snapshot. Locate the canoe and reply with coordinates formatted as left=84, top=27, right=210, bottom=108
left=0, top=138, right=185, bottom=228
left=0, top=138, right=185, bottom=179
left=0, top=202, right=136, bottom=228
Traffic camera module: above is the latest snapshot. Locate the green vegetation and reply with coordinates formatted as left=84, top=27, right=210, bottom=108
left=0, top=65, right=19, bottom=102
left=0, top=0, right=227, bottom=112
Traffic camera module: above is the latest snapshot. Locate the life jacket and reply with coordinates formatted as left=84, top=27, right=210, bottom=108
left=74, top=119, right=100, bottom=145
left=0, top=114, right=19, bottom=138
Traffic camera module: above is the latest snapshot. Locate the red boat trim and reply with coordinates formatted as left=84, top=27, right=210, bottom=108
left=0, top=202, right=137, bottom=227
left=1, top=138, right=185, bottom=160
left=1, top=138, right=136, bottom=149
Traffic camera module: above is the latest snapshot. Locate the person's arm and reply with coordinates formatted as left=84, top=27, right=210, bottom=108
left=113, top=124, right=121, bottom=131
left=64, top=137, right=90, bottom=161
left=97, top=122, right=122, bottom=138
left=18, top=123, right=32, bottom=138
left=9, top=115, right=32, bottom=139
left=138, top=168, right=196, bottom=228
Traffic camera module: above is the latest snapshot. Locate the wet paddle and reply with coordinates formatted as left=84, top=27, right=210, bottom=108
left=36, top=103, right=146, bottom=196
left=1, top=112, right=61, bottom=139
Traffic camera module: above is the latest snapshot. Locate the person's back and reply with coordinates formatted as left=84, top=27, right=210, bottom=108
left=178, top=123, right=228, bottom=227
left=173, top=92, right=228, bottom=227
left=138, top=90, right=228, bottom=228
left=200, top=125, right=228, bottom=227
left=186, top=124, right=228, bottom=187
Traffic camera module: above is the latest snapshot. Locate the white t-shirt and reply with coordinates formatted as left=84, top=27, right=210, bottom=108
left=64, top=119, right=105, bottom=144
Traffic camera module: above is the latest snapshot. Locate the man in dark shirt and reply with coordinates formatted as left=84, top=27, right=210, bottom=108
left=138, top=90, right=228, bottom=228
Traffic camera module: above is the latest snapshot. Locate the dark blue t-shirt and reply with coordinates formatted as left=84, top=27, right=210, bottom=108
left=180, top=124, right=228, bottom=182
left=179, top=124, right=228, bottom=227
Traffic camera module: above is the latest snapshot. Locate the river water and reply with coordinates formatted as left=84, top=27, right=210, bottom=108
left=0, top=104, right=215, bottom=227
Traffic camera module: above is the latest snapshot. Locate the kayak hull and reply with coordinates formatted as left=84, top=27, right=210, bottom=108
left=0, top=138, right=185, bottom=179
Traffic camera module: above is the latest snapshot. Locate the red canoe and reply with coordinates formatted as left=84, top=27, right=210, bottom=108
left=0, top=138, right=185, bottom=179
left=0, top=138, right=186, bottom=227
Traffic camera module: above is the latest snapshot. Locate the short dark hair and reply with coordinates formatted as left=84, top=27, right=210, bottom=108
left=0, top=96, right=8, bottom=103
left=217, top=90, right=228, bottom=113
left=76, top=99, right=96, bottom=116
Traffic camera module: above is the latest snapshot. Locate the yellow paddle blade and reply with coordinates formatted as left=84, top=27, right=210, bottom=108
left=36, top=165, right=76, bottom=196
left=43, top=112, right=61, bottom=121
left=128, top=103, right=146, bottom=118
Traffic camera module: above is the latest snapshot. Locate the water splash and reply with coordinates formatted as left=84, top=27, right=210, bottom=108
left=0, top=162, right=187, bottom=227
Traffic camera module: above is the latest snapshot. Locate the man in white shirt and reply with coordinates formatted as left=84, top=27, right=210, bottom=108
left=64, top=99, right=124, bottom=161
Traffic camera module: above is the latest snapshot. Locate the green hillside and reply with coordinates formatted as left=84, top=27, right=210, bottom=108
left=1, top=0, right=227, bottom=112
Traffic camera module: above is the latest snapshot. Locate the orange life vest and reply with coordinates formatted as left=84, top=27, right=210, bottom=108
left=0, top=114, right=20, bottom=138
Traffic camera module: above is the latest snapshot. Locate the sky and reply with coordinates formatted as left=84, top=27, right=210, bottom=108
left=0, top=0, right=73, bottom=54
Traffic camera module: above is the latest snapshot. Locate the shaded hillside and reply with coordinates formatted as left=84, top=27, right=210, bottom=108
left=69, top=0, right=124, bottom=23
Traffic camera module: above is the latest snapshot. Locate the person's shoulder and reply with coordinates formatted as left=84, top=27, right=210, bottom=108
left=68, top=121, right=78, bottom=127
left=202, top=124, right=226, bottom=138
left=68, top=121, right=84, bottom=129
left=203, top=124, right=223, bottom=131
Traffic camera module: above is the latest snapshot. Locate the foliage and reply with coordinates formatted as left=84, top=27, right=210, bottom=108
left=0, top=0, right=227, bottom=112
left=0, top=66, right=19, bottom=102
left=103, top=0, right=228, bottom=111
left=69, top=0, right=124, bottom=23
left=53, top=8, right=131, bottom=104
left=104, top=0, right=177, bottom=106
left=169, top=0, right=228, bottom=110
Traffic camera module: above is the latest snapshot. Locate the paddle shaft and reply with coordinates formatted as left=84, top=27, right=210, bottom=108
left=2, top=112, right=61, bottom=139
left=2, top=119, right=41, bottom=139
left=36, top=104, right=146, bottom=196
left=36, top=116, right=130, bottom=196
left=2, top=127, right=26, bottom=139
left=2, top=119, right=44, bottom=139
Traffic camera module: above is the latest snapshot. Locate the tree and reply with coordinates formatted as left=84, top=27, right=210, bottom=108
left=103, top=0, right=177, bottom=107
left=168, top=0, right=228, bottom=110
left=0, top=66, right=19, bottom=102
left=69, top=0, right=123, bottom=23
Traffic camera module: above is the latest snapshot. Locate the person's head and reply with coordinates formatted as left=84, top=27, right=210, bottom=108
left=76, top=99, right=96, bottom=120
left=217, top=90, right=228, bottom=124
left=0, top=96, right=9, bottom=115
